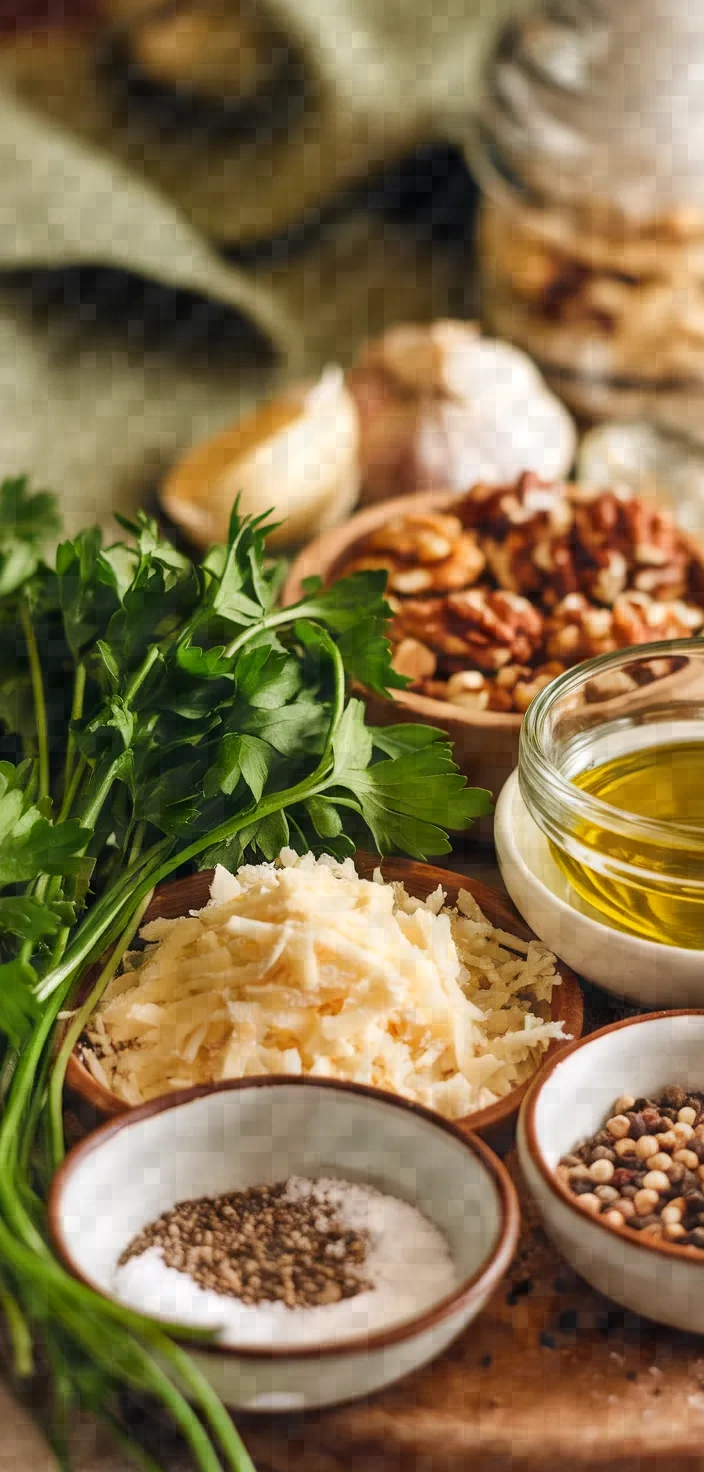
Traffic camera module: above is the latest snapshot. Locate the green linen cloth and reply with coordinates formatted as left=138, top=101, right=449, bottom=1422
left=0, top=1, right=526, bottom=246
left=0, top=0, right=532, bottom=531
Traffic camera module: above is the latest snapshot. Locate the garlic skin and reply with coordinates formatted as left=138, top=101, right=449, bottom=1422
left=161, top=367, right=360, bottom=551
left=346, top=321, right=576, bottom=504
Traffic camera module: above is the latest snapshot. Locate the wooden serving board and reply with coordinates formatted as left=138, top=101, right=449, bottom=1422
left=240, top=854, right=704, bottom=1472
left=59, top=851, right=704, bottom=1470
left=244, top=1160, right=704, bottom=1472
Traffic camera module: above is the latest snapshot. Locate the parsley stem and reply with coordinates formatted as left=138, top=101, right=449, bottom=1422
left=59, top=661, right=86, bottom=819
left=58, top=753, right=87, bottom=824
left=223, top=601, right=322, bottom=660
left=47, top=888, right=154, bottom=1168
left=124, top=645, right=161, bottom=705
left=80, top=755, right=125, bottom=830
left=20, top=600, right=49, bottom=805
left=33, top=839, right=172, bottom=1002
left=157, top=1338, right=257, bottom=1472
left=0, top=977, right=72, bottom=1254
left=0, top=1282, right=33, bottom=1376
left=128, top=821, right=146, bottom=869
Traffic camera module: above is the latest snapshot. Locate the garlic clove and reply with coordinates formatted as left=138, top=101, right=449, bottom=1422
left=104, top=0, right=291, bottom=110
left=360, top=319, right=482, bottom=399
left=346, top=320, right=577, bottom=504
left=161, top=367, right=360, bottom=551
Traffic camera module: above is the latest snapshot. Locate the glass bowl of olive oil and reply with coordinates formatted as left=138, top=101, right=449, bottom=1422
left=519, top=639, right=704, bottom=949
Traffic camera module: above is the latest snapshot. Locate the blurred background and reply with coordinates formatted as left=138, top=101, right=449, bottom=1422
left=3, top=0, right=704, bottom=539
left=0, top=0, right=515, bottom=533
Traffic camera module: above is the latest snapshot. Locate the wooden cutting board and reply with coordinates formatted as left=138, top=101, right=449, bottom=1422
left=14, top=849, right=704, bottom=1471
left=240, top=850, right=704, bottom=1472
left=245, top=1158, right=704, bottom=1472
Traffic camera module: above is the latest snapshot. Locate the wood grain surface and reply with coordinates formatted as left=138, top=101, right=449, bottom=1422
left=63, top=851, right=704, bottom=1472
left=243, top=1161, right=704, bottom=1472
left=28, top=863, right=704, bottom=1472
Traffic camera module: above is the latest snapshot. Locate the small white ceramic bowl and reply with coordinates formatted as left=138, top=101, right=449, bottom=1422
left=517, top=1011, right=704, bottom=1334
left=50, top=1078, right=518, bottom=1413
left=495, top=768, right=704, bottom=1008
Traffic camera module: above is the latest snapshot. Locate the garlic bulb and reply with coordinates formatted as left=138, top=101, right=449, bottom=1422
left=161, top=367, right=360, bottom=551
left=346, top=320, right=576, bottom=504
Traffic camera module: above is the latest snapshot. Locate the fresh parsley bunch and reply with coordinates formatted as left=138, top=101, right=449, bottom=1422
left=0, top=477, right=490, bottom=1470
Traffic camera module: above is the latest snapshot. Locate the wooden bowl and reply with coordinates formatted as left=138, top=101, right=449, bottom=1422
left=282, top=491, right=523, bottom=812
left=65, top=855, right=583, bottom=1152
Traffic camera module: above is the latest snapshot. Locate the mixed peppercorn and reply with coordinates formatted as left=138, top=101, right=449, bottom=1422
left=559, top=1086, right=704, bottom=1248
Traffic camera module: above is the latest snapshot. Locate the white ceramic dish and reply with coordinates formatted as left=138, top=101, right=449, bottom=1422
left=495, top=768, right=704, bottom=1008
left=50, top=1078, right=519, bottom=1413
left=517, top=1011, right=704, bottom=1335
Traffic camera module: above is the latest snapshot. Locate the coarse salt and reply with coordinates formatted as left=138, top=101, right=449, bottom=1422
left=112, top=1177, right=457, bottom=1348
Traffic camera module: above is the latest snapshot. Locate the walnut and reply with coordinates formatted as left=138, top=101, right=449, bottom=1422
left=494, top=663, right=532, bottom=691
left=463, top=475, right=576, bottom=601
left=443, top=589, right=545, bottom=671
left=418, top=677, right=453, bottom=702
left=545, top=589, right=704, bottom=663
left=391, top=638, right=437, bottom=684
left=390, top=540, right=485, bottom=595
left=462, top=474, right=696, bottom=609
left=579, top=549, right=629, bottom=606
left=366, top=512, right=464, bottom=564
left=512, top=662, right=566, bottom=713
left=336, top=472, right=704, bottom=717
left=544, top=594, right=619, bottom=662
left=445, top=670, right=491, bottom=711
left=462, top=472, right=574, bottom=539
left=392, top=589, right=543, bottom=672
left=418, top=670, right=515, bottom=712
left=344, top=511, right=485, bottom=595
left=610, top=591, right=704, bottom=644
left=570, top=486, right=691, bottom=602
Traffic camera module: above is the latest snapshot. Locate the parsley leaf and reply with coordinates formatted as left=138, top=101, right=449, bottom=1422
left=212, top=733, right=272, bottom=801
left=0, top=766, right=87, bottom=883
left=292, top=572, right=407, bottom=697
left=329, top=700, right=492, bottom=858
left=0, top=477, right=61, bottom=598
left=0, top=957, right=38, bottom=1046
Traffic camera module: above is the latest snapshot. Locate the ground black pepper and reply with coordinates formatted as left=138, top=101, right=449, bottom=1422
left=119, top=1180, right=372, bottom=1309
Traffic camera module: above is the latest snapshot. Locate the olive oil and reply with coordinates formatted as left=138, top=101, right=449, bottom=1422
left=551, top=740, right=704, bottom=948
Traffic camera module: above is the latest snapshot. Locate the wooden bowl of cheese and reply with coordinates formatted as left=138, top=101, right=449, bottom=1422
left=65, top=853, right=583, bottom=1150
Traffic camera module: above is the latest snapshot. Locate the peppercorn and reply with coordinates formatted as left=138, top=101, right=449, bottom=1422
left=558, top=1087, right=704, bottom=1252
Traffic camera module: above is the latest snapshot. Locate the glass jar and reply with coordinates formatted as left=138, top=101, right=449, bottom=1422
left=473, top=0, right=704, bottom=439
left=519, top=638, right=704, bottom=948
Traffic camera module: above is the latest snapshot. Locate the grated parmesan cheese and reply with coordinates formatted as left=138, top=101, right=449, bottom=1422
left=82, top=851, right=567, bottom=1119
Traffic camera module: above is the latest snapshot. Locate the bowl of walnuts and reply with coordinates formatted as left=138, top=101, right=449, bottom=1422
left=283, top=473, right=704, bottom=805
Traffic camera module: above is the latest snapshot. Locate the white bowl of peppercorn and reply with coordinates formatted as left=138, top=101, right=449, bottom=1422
left=518, top=1011, right=704, bottom=1334
left=49, top=1077, right=519, bottom=1412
